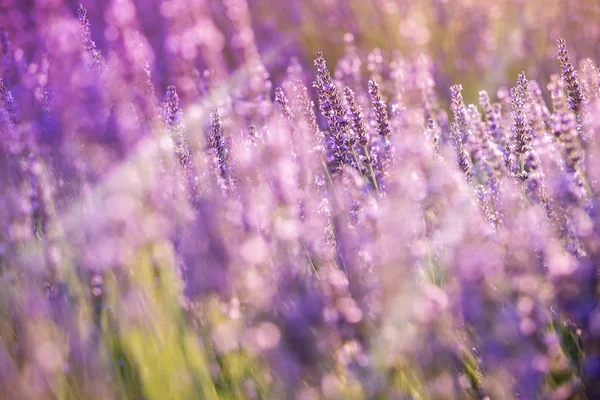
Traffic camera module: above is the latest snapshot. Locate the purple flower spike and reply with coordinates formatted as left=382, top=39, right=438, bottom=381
left=367, top=80, right=390, bottom=138
left=557, top=38, right=585, bottom=113
left=313, top=51, right=349, bottom=172
left=511, top=78, right=532, bottom=156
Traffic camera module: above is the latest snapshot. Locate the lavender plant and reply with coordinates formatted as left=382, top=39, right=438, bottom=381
left=2, top=1, right=600, bottom=399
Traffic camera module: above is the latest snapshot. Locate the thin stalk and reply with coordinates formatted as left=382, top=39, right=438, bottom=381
left=350, top=145, right=370, bottom=194
left=302, top=243, right=320, bottom=280
left=320, top=158, right=349, bottom=276
left=362, top=145, right=380, bottom=193
left=519, top=154, right=531, bottom=206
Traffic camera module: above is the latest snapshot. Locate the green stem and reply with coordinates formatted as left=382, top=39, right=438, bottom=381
left=350, top=145, right=372, bottom=196
left=520, top=154, right=530, bottom=206
left=302, top=244, right=320, bottom=280
left=362, top=145, right=380, bottom=194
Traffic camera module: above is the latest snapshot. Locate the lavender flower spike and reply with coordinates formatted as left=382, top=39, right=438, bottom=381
left=345, top=85, right=379, bottom=190
left=479, top=90, right=502, bottom=145
left=368, top=80, right=390, bottom=138
left=510, top=83, right=532, bottom=156
left=450, top=122, right=472, bottom=182
left=343, top=86, right=369, bottom=147
left=274, top=87, right=297, bottom=135
left=313, top=51, right=348, bottom=171
left=208, top=109, right=230, bottom=182
left=77, top=3, right=104, bottom=71
left=450, top=84, right=468, bottom=140
left=292, top=80, right=324, bottom=157
left=557, top=38, right=585, bottom=113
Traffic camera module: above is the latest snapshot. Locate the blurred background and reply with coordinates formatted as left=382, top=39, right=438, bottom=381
left=3, top=0, right=600, bottom=103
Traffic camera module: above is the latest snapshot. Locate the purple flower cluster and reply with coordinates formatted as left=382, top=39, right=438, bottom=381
left=2, top=1, right=600, bottom=399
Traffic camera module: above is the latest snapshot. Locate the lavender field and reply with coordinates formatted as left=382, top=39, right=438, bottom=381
left=2, top=0, right=600, bottom=398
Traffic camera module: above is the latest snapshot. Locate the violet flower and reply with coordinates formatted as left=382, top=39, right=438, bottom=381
left=557, top=38, right=585, bottom=114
